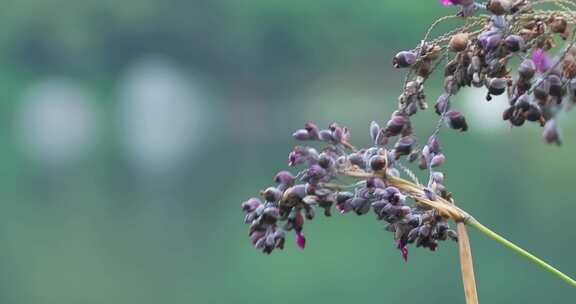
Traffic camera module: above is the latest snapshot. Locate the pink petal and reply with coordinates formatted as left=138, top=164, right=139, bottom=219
left=532, top=49, right=552, bottom=73
left=296, top=231, right=306, bottom=249
left=396, top=240, right=409, bottom=262
left=440, top=0, right=455, bottom=6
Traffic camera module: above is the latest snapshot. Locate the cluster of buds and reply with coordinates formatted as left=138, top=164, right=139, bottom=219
left=394, top=0, right=576, bottom=145
left=241, top=0, right=575, bottom=260
left=241, top=121, right=458, bottom=260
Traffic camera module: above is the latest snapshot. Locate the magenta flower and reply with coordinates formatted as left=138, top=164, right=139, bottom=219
left=440, top=0, right=458, bottom=6
left=397, top=240, right=409, bottom=262
left=296, top=231, right=306, bottom=249
left=532, top=49, right=552, bottom=73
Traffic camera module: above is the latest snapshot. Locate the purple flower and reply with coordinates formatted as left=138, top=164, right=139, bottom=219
left=532, top=49, right=552, bottom=73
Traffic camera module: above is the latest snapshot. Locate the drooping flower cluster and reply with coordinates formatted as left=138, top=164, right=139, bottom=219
left=394, top=0, right=576, bottom=145
left=241, top=121, right=458, bottom=260
left=241, top=0, right=576, bottom=260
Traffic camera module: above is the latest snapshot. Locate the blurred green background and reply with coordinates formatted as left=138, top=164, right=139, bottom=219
left=0, top=0, right=573, bottom=303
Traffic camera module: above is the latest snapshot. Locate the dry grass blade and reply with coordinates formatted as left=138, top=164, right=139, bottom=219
left=457, top=222, right=479, bottom=304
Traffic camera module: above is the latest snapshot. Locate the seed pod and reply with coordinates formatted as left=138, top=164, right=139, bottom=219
left=550, top=17, right=568, bottom=34
left=505, top=35, right=524, bottom=52
left=518, top=59, right=536, bottom=80
left=446, top=111, right=468, bottom=131
left=393, top=51, right=417, bottom=68
left=562, top=54, right=576, bottom=79
left=449, top=33, right=469, bottom=52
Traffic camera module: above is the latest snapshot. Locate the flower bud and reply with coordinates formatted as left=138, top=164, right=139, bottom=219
left=274, top=171, right=294, bottom=190
left=304, top=122, right=319, bottom=139
left=430, top=154, right=446, bottom=168
left=510, top=114, right=525, bottom=126
left=318, top=129, right=335, bottom=143
left=262, top=187, right=282, bottom=202
left=435, top=93, right=451, bottom=115
left=393, top=136, right=416, bottom=157
left=543, top=120, right=561, bottom=145
left=505, top=35, right=524, bottom=52
left=533, top=78, right=550, bottom=101
left=518, top=59, right=536, bottom=80
left=384, top=115, right=409, bottom=136
left=525, top=104, right=542, bottom=122
left=487, top=0, right=511, bottom=15
left=393, top=51, right=417, bottom=68
left=369, top=154, right=388, bottom=172
left=449, top=33, right=469, bottom=52
left=488, top=77, right=507, bottom=96
left=446, top=111, right=468, bottom=131
left=292, top=129, right=311, bottom=141
left=547, top=74, right=563, bottom=98
left=348, top=152, right=365, bottom=168
left=242, top=198, right=262, bottom=213
left=369, top=121, right=381, bottom=145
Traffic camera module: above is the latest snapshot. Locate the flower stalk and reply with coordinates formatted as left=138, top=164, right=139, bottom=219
left=345, top=168, right=576, bottom=288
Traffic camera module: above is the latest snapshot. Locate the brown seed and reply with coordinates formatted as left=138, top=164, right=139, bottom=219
left=487, top=0, right=511, bottom=15
left=563, top=54, right=576, bottom=79
left=449, top=33, right=469, bottom=52
left=550, top=17, right=567, bottom=34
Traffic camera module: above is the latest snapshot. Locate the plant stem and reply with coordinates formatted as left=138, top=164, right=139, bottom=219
left=457, top=222, right=479, bottom=304
left=467, top=217, right=576, bottom=288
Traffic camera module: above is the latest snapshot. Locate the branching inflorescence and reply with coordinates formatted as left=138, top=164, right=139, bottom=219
left=240, top=0, right=576, bottom=295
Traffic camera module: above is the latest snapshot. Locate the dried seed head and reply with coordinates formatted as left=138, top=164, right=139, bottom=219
left=449, top=33, right=469, bottom=52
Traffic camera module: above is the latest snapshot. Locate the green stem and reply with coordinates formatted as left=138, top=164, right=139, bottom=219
left=467, top=217, right=576, bottom=287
